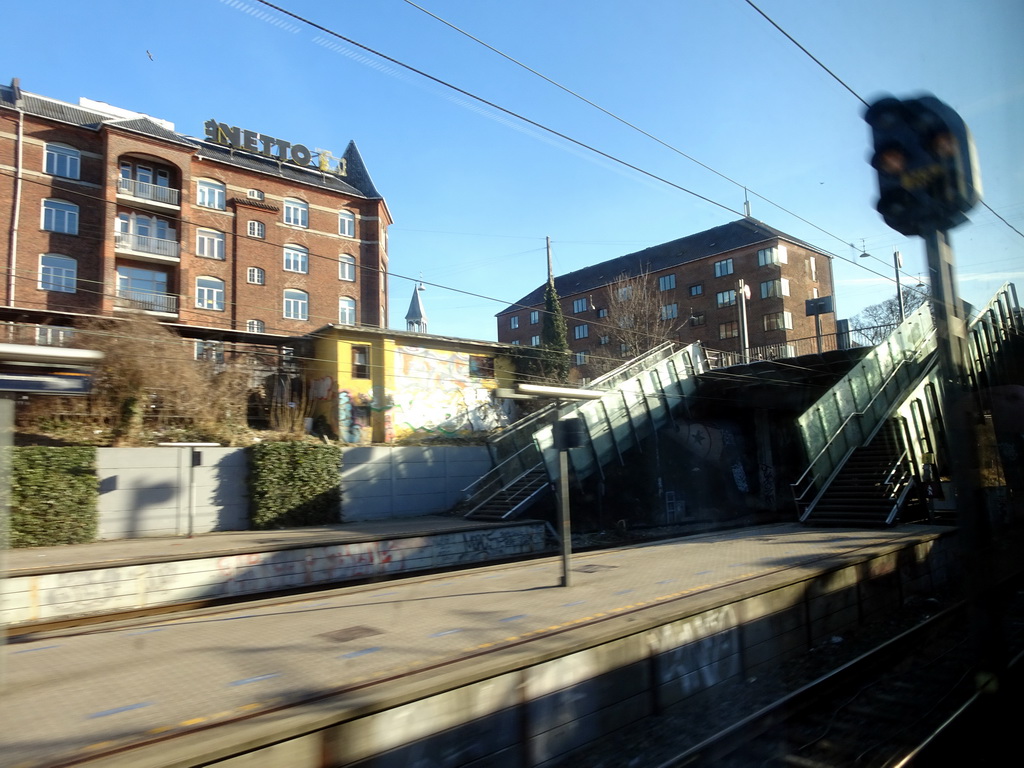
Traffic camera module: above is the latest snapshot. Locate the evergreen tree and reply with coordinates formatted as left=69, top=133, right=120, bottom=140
left=540, top=278, right=571, bottom=383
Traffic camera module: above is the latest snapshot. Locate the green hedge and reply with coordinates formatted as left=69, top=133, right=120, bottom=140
left=11, top=447, right=98, bottom=548
left=248, top=442, right=342, bottom=529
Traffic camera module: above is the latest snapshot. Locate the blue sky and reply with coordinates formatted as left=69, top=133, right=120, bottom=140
left=4, top=0, right=1021, bottom=340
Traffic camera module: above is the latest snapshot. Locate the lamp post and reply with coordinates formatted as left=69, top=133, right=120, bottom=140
left=737, top=279, right=751, bottom=363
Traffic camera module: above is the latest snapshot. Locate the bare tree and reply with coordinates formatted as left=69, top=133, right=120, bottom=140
left=851, top=287, right=929, bottom=344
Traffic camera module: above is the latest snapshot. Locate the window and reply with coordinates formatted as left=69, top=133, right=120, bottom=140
left=284, top=289, right=309, bottom=320
left=39, top=254, right=76, bottom=293
left=352, top=345, right=370, bottom=379
left=247, top=220, right=265, bottom=238
left=284, top=198, right=308, bottom=228
left=246, top=189, right=264, bottom=201
left=574, top=350, right=589, bottom=365
left=196, top=179, right=225, bottom=210
left=339, top=210, right=355, bottom=237
left=597, top=308, right=608, bottom=318
left=659, top=274, right=676, bottom=291
left=719, top=321, right=739, bottom=339
left=196, top=229, right=225, bottom=260
left=284, top=244, right=309, bottom=274
left=510, top=315, right=519, bottom=330
left=195, top=341, right=224, bottom=363
left=246, top=319, right=265, bottom=333
left=247, top=267, right=265, bottom=285
left=810, top=256, right=818, bottom=282
left=338, top=254, right=356, bottom=281
left=42, top=199, right=78, bottom=234
left=763, top=311, right=794, bottom=331
left=757, top=246, right=788, bottom=266
left=617, top=285, right=633, bottom=301
left=530, top=335, right=541, bottom=346
left=661, top=303, right=678, bottom=320
left=469, top=355, right=495, bottom=378
left=689, top=283, right=704, bottom=297
left=690, top=311, right=706, bottom=327
left=45, top=144, right=80, bottom=179
left=714, top=258, right=734, bottom=277
left=599, top=335, right=610, bottom=345
left=339, top=297, right=357, bottom=325
left=574, top=324, right=589, bottom=339
left=511, top=340, right=520, bottom=345
left=573, top=298, right=588, bottom=313
left=759, top=278, right=790, bottom=299
left=716, top=289, right=737, bottom=308
left=36, top=325, right=74, bottom=346
left=117, top=265, right=172, bottom=313
left=196, top=276, right=225, bottom=311
left=530, top=310, right=539, bottom=324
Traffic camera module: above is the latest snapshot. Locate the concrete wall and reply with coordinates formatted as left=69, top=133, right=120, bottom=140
left=97, top=447, right=248, bottom=539
left=342, top=446, right=492, bottom=521
left=4, top=523, right=547, bottom=625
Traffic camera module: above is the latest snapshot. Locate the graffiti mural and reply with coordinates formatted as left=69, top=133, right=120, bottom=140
left=338, top=390, right=371, bottom=444
left=391, top=346, right=508, bottom=438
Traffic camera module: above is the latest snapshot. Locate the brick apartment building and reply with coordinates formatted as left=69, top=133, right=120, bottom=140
left=0, top=78, right=391, bottom=360
left=497, top=218, right=837, bottom=379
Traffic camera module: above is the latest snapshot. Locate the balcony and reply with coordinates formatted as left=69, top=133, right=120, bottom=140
left=117, top=177, right=180, bottom=211
left=114, top=232, right=180, bottom=262
left=114, top=289, right=179, bottom=316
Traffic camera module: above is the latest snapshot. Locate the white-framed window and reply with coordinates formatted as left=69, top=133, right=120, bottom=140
left=659, top=274, right=676, bottom=291
left=246, top=188, right=264, bottom=201
left=284, top=289, right=309, bottom=320
left=661, top=303, right=678, bottom=320
left=572, top=298, right=588, bottom=313
left=339, top=209, right=355, bottom=237
left=714, top=258, right=734, bottom=277
left=530, top=310, right=540, bottom=324
left=247, top=220, right=265, bottom=239
left=246, top=319, right=265, bottom=333
left=716, top=289, right=737, bottom=308
left=763, top=311, right=794, bottom=331
left=338, top=296, right=357, bottom=325
left=510, top=315, right=519, bottom=330
left=36, top=325, right=74, bottom=346
left=284, top=198, right=308, bottom=228
left=759, top=278, right=790, bottom=299
left=719, top=321, right=739, bottom=339
left=338, top=254, right=356, bottom=281
left=757, top=246, right=788, bottom=266
left=42, top=199, right=78, bottom=234
left=196, top=276, right=225, bottom=311
left=195, top=340, right=224, bottom=363
left=530, top=335, right=541, bottom=346
left=284, top=244, right=309, bottom=273
left=44, top=143, right=80, bottom=179
left=574, top=350, right=589, bottom=365
left=39, top=254, right=76, bottom=293
left=809, top=256, right=818, bottom=282
left=196, top=178, right=225, bottom=210
left=196, top=228, right=225, bottom=260
left=574, top=324, right=589, bottom=339
left=247, top=267, right=265, bottom=285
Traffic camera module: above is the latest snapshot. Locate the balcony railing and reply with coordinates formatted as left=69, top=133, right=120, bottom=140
left=115, top=232, right=180, bottom=259
left=117, top=177, right=180, bottom=206
left=115, top=289, right=179, bottom=314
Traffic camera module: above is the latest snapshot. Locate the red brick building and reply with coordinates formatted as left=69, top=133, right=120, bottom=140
left=497, top=219, right=837, bottom=379
left=0, top=78, right=391, bottom=357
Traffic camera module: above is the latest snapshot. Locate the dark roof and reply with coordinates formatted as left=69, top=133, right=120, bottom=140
left=0, top=80, right=384, bottom=200
left=405, top=283, right=428, bottom=324
left=497, top=218, right=834, bottom=315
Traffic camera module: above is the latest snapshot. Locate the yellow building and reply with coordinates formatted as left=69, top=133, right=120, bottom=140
left=306, top=324, right=518, bottom=444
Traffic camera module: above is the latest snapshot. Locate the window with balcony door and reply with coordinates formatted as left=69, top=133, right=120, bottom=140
left=339, top=254, right=356, bottom=281
left=339, top=210, right=355, bottom=237
left=120, top=160, right=174, bottom=204
left=117, top=265, right=173, bottom=313
left=39, top=254, right=76, bottom=293
left=339, top=297, right=357, bottom=325
left=196, top=179, right=225, bottom=210
left=116, top=212, right=176, bottom=257
left=42, top=199, right=78, bottom=235
left=284, top=289, right=308, bottom=320
left=44, top=143, right=80, bottom=179
left=196, top=276, right=225, bottom=311
left=196, top=229, right=225, bottom=260
left=284, top=244, right=309, bottom=274
left=284, top=198, right=308, bottom=228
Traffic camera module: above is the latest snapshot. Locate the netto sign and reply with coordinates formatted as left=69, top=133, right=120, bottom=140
left=204, top=120, right=347, bottom=176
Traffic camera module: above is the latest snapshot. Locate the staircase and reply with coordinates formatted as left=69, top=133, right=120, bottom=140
left=800, top=420, right=915, bottom=526
left=459, top=342, right=707, bottom=521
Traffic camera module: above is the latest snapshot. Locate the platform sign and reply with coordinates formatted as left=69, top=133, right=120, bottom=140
left=805, top=296, right=834, bottom=316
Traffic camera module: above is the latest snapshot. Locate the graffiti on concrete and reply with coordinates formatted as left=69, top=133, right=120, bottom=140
left=651, top=605, right=740, bottom=698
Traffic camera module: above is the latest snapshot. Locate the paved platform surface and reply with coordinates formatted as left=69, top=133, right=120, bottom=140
left=0, top=523, right=949, bottom=768
left=5, top=516, right=501, bottom=576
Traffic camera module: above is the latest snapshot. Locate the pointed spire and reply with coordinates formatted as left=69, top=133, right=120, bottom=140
left=405, top=281, right=427, bottom=333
